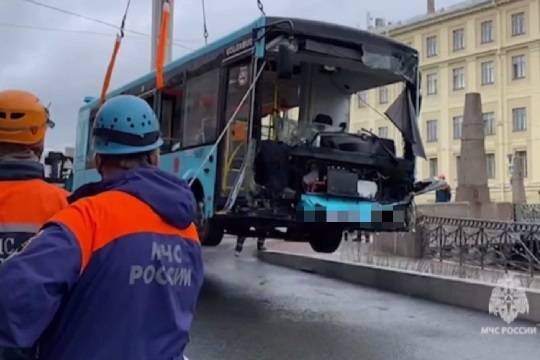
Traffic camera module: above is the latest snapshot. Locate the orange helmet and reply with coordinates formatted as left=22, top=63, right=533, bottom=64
left=0, top=90, right=52, bottom=145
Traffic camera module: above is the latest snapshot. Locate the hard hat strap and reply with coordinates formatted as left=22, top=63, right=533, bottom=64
left=93, top=128, right=160, bottom=147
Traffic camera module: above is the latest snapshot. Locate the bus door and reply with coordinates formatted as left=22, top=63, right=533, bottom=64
left=220, top=60, right=253, bottom=198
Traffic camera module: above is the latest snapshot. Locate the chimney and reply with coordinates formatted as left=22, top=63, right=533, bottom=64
left=427, top=0, right=435, bottom=14
left=375, top=18, right=386, bottom=28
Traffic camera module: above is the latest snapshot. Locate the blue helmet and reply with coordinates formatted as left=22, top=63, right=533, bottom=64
left=93, top=95, right=163, bottom=155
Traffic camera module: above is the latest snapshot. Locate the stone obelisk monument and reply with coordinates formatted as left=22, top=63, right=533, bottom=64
left=511, top=153, right=527, bottom=204
left=456, top=93, right=491, bottom=205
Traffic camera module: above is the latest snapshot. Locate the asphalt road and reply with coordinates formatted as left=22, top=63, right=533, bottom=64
left=187, top=238, right=540, bottom=360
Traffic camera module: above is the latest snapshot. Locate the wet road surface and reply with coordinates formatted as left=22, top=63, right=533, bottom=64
left=187, top=238, right=540, bottom=360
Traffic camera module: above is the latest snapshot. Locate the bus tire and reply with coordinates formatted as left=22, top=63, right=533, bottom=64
left=202, top=223, right=224, bottom=247
left=307, top=228, right=342, bottom=253
left=197, top=200, right=224, bottom=247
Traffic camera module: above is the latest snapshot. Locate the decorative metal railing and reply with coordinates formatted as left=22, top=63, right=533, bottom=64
left=419, top=216, right=540, bottom=277
left=514, top=204, right=540, bottom=224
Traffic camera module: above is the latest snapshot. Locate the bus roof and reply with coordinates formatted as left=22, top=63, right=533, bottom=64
left=82, top=16, right=417, bottom=110
left=267, top=16, right=417, bottom=55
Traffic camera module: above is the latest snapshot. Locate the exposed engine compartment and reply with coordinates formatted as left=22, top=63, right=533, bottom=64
left=253, top=125, right=414, bottom=209
left=218, top=37, right=423, bottom=236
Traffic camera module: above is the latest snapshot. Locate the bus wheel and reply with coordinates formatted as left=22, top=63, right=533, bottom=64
left=197, top=200, right=224, bottom=247
left=307, top=228, right=342, bottom=253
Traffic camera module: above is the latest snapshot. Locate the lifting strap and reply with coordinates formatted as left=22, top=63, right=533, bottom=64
left=156, top=0, right=171, bottom=90
left=100, top=36, right=122, bottom=105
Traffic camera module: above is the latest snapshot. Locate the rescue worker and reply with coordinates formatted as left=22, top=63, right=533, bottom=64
left=435, top=174, right=452, bottom=203
left=0, top=95, right=204, bottom=360
left=0, top=90, right=68, bottom=264
left=235, top=235, right=266, bottom=256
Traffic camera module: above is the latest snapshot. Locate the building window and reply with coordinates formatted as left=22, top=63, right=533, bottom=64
left=481, top=61, right=495, bottom=85
left=455, top=155, right=461, bottom=179
left=429, top=158, right=438, bottom=178
left=486, top=153, right=496, bottom=179
left=378, top=126, right=389, bottom=138
left=357, top=91, right=368, bottom=108
left=453, top=67, right=465, bottom=90
left=512, top=55, right=526, bottom=80
left=426, top=35, right=438, bottom=58
left=426, top=73, right=438, bottom=95
left=512, top=107, right=527, bottom=132
left=452, top=28, right=465, bottom=51
left=379, top=87, right=389, bottom=104
left=481, top=20, right=494, bottom=43
left=511, top=12, right=526, bottom=36
left=452, top=116, right=463, bottom=140
left=426, top=120, right=438, bottom=143
left=483, top=112, right=496, bottom=136
left=515, top=151, right=528, bottom=178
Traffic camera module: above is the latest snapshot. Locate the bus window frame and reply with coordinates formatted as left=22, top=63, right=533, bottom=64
left=178, top=68, right=221, bottom=150
left=140, top=90, right=157, bottom=111
left=156, top=72, right=186, bottom=154
left=214, top=54, right=256, bottom=207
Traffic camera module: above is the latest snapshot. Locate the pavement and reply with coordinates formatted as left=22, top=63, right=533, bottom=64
left=186, top=237, right=540, bottom=360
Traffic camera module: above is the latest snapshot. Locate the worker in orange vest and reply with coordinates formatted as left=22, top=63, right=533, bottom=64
left=0, top=90, right=68, bottom=264
left=0, top=95, right=203, bottom=360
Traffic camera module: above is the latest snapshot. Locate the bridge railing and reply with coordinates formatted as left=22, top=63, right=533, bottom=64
left=419, top=216, right=540, bottom=277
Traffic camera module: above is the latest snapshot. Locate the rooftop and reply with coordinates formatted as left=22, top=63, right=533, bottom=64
left=376, top=0, right=494, bottom=34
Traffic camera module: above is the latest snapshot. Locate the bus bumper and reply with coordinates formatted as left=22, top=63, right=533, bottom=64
left=297, top=194, right=410, bottom=231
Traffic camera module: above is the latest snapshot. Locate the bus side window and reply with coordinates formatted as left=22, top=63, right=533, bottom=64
left=159, top=86, right=183, bottom=154
left=143, top=94, right=154, bottom=109
left=160, top=95, right=174, bottom=150
left=182, top=69, right=219, bottom=148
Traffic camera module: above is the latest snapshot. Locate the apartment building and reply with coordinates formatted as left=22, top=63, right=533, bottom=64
left=352, top=0, right=540, bottom=202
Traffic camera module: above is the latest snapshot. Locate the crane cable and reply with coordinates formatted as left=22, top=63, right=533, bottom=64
left=256, top=0, right=266, bottom=16
left=118, top=0, right=131, bottom=38
left=20, top=0, right=142, bottom=36
left=99, top=0, right=132, bottom=104
left=201, top=0, right=209, bottom=45
left=18, top=0, right=194, bottom=50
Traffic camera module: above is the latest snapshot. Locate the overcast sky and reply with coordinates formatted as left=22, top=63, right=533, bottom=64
left=0, top=0, right=462, bottom=151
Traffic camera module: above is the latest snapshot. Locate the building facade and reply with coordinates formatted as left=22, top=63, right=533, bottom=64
left=351, top=0, right=540, bottom=202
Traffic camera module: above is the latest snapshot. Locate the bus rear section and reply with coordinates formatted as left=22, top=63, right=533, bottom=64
left=213, top=17, right=426, bottom=253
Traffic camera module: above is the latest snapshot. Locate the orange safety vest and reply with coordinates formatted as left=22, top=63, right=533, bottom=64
left=0, top=179, right=68, bottom=262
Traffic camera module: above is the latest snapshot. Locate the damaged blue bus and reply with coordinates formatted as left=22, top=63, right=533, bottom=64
left=73, top=16, right=427, bottom=253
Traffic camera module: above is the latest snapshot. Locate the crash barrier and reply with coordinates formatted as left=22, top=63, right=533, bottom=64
left=514, top=204, right=540, bottom=224
left=419, top=216, right=540, bottom=277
